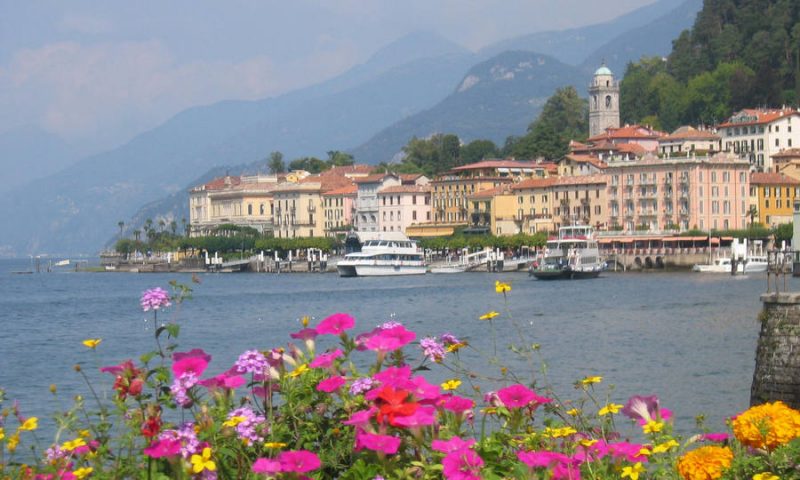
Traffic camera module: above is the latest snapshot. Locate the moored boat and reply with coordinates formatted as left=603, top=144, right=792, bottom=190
left=336, top=232, right=426, bottom=277
left=529, top=225, right=604, bottom=280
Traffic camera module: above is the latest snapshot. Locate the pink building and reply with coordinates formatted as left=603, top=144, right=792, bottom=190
left=606, top=152, right=750, bottom=232
left=377, top=185, right=432, bottom=234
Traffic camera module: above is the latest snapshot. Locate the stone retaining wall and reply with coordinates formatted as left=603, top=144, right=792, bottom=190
left=751, top=292, right=800, bottom=408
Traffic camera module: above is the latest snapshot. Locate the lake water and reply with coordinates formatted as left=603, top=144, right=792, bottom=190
left=0, top=259, right=790, bottom=438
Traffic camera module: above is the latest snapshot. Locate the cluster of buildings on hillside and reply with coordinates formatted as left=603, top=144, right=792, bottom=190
left=188, top=65, right=800, bottom=239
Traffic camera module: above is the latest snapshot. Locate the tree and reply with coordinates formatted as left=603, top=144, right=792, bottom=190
left=288, top=157, right=328, bottom=174
left=460, top=139, right=499, bottom=164
left=133, top=229, right=141, bottom=242
left=326, top=151, right=355, bottom=167
left=268, top=151, right=286, bottom=174
left=117, top=221, right=124, bottom=236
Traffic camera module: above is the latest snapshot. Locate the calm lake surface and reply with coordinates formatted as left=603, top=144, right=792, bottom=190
left=1, top=259, right=791, bottom=437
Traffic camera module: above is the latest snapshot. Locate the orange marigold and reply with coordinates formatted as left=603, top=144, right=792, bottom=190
left=677, top=445, right=733, bottom=480
left=731, top=401, right=800, bottom=450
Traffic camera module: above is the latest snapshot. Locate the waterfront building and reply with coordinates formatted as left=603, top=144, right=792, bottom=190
left=658, top=126, right=722, bottom=156
left=605, top=152, right=750, bottom=232
left=557, top=154, right=607, bottom=176
left=353, top=174, right=401, bottom=232
left=188, top=174, right=279, bottom=236
left=377, top=184, right=432, bottom=234
left=508, top=175, right=608, bottom=233
left=717, top=108, right=800, bottom=171
left=588, top=63, right=620, bottom=138
left=771, top=148, right=800, bottom=180
left=322, top=184, right=357, bottom=236
left=749, top=172, right=800, bottom=227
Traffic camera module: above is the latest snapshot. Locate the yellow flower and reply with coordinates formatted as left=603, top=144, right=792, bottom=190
left=581, top=376, right=603, bottom=385
left=446, top=342, right=467, bottom=353
left=479, top=311, right=500, bottom=320
left=621, top=462, right=645, bottom=480
left=288, top=364, right=308, bottom=378
left=222, top=416, right=246, bottom=428
left=652, top=439, right=679, bottom=453
left=82, top=338, right=102, bottom=349
left=191, top=447, right=216, bottom=473
left=264, top=442, right=287, bottom=449
left=0, top=427, right=4, bottom=441
left=7, top=432, right=19, bottom=452
left=578, top=438, right=598, bottom=447
left=18, top=417, right=38, bottom=431
left=62, top=438, right=87, bottom=451
left=677, top=445, right=733, bottom=480
left=566, top=408, right=580, bottom=416
left=441, top=379, right=461, bottom=391
left=495, top=280, right=511, bottom=293
left=643, top=420, right=664, bottom=434
left=731, top=401, right=800, bottom=450
left=543, top=426, right=577, bottom=438
left=78, top=430, right=91, bottom=438
left=598, top=403, right=623, bottom=416
left=73, top=467, right=93, bottom=479
left=753, top=473, right=780, bottom=480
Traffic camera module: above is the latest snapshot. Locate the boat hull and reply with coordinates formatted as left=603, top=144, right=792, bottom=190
left=531, top=267, right=601, bottom=280
left=337, top=263, right=426, bottom=277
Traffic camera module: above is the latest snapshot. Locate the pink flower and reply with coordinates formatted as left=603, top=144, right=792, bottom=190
left=140, top=287, right=171, bottom=311
left=172, top=349, right=211, bottom=378
left=392, top=405, right=436, bottom=427
left=607, top=441, right=648, bottom=463
left=199, top=372, right=245, bottom=390
left=365, top=325, right=416, bottom=352
left=278, top=450, right=321, bottom=473
left=315, top=313, right=355, bottom=335
left=317, top=375, right=347, bottom=393
left=290, top=328, right=319, bottom=340
left=309, top=349, right=343, bottom=368
left=343, top=408, right=377, bottom=427
left=252, top=383, right=280, bottom=400
left=143, top=438, right=182, bottom=458
left=621, top=395, right=659, bottom=423
left=409, top=375, right=441, bottom=402
left=442, top=448, right=484, bottom=480
left=517, top=451, right=581, bottom=480
left=497, top=384, right=551, bottom=409
left=442, top=395, right=475, bottom=414
left=432, top=437, right=476, bottom=453
left=356, top=431, right=401, bottom=454
left=699, top=432, right=729, bottom=443
left=252, top=457, right=282, bottom=474
left=373, top=365, right=412, bottom=388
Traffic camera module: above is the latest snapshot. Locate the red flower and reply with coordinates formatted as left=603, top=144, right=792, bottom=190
left=141, top=415, right=162, bottom=438
left=374, top=386, right=419, bottom=426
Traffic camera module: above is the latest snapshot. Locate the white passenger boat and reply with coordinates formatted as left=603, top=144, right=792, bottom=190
left=692, top=239, right=767, bottom=274
left=528, top=225, right=604, bottom=280
left=337, top=232, right=426, bottom=277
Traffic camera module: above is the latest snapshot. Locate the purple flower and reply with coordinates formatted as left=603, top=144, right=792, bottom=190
left=621, top=395, right=660, bottom=423
left=234, top=350, right=269, bottom=375
left=158, top=423, right=199, bottom=459
left=440, top=333, right=460, bottom=345
left=420, top=337, right=446, bottom=362
left=140, top=287, right=171, bottom=312
left=170, top=372, right=199, bottom=407
left=349, top=377, right=375, bottom=395
left=227, top=407, right=268, bottom=445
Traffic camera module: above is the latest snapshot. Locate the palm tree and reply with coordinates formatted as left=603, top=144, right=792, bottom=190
left=170, top=220, right=177, bottom=235
left=181, top=218, right=188, bottom=237
left=117, top=221, right=125, bottom=236
left=133, top=229, right=141, bottom=242
left=747, top=205, right=758, bottom=228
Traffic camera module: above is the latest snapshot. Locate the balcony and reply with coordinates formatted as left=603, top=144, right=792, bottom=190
left=679, top=175, right=689, bottom=185
left=679, top=190, right=690, bottom=199
left=679, top=209, right=689, bottom=216
left=560, top=198, right=570, bottom=205
left=624, top=210, right=634, bottom=218
left=663, top=189, right=673, bottom=198
left=580, top=198, right=590, bottom=205
left=641, top=189, right=657, bottom=198
left=640, top=176, right=656, bottom=186
left=663, top=177, right=674, bottom=186
left=307, top=205, right=316, bottom=213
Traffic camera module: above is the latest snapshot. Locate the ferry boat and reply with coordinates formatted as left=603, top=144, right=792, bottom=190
left=528, top=225, right=604, bottom=280
left=692, top=238, right=768, bottom=274
left=336, top=232, right=426, bottom=277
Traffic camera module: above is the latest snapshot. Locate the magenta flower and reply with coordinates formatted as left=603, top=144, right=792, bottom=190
left=373, top=365, right=412, bottom=387
left=252, top=383, right=280, bottom=400
left=442, top=395, right=475, bottom=414
left=140, top=287, right=171, bottom=312
left=365, top=325, right=416, bottom=352
left=172, top=349, right=211, bottom=378
left=393, top=405, right=436, bottom=427
left=290, top=328, right=319, bottom=340
left=517, top=450, right=571, bottom=468
left=432, top=437, right=476, bottom=453
left=699, top=432, right=729, bottom=443
left=309, top=349, right=344, bottom=369
left=442, top=448, right=484, bottom=480
left=143, top=438, right=182, bottom=458
left=252, top=457, right=282, bottom=475
left=343, top=407, right=377, bottom=427
left=410, top=375, right=441, bottom=402
left=278, top=450, right=321, bottom=473
left=315, top=313, right=355, bottom=335
left=317, top=375, right=347, bottom=393
left=607, top=441, right=649, bottom=463
left=356, top=431, right=401, bottom=454
left=497, top=384, right=551, bottom=409
left=199, top=372, right=245, bottom=390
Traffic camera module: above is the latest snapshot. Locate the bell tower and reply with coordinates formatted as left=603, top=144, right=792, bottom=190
left=588, top=62, right=620, bottom=137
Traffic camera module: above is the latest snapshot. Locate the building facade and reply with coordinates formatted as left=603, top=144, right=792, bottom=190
left=353, top=174, right=401, bottom=232
left=322, top=184, right=357, bottom=236
left=588, top=64, right=620, bottom=138
left=377, top=185, right=432, bottom=234
left=750, top=172, right=800, bottom=227
left=606, top=153, right=750, bottom=232
left=658, top=126, right=722, bottom=156
left=273, top=183, right=325, bottom=238
left=718, top=108, right=800, bottom=171
left=188, top=174, right=278, bottom=236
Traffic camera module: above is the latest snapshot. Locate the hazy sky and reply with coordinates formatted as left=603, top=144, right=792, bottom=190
left=0, top=0, right=656, bottom=153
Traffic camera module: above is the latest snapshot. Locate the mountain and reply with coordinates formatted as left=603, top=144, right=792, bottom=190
left=479, top=0, right=693, bottom=65
left=350, top=52, right=585, bottom=162
left=0, top=126, right=80, bottom=193
left=0, top=32, right=474, bottom=257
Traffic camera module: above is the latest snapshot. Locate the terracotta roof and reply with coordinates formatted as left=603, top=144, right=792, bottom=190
left=451, top=159, right=544, bottom=171
left=562, top=154, right=608, bottom=169
left=661, top=126, right=720, bottom=141
left=615, top=143, right=647, bottom=155
left=569, top=140, right=589, bottom=151
left=750, top=172, right=800, bottom=185
left=353, top=173, right=396, bottom=183
left=772, top=148, right=800, bottom=159
left=399, top=173, right=425, bottom=182
left=468, top=185, right=511, bottom=199
left=203, top=175, right=242, bottom=190
left=719, top=108, right=800, bottom=128
left=511, top=177, right=558, bottom=191
left=378, top=185, right=431, bottom=194
left=322, top=184, right=358, bottom=196
left=587, top=124, right=666, bottom=142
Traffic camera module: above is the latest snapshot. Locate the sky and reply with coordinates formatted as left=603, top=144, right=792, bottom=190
left=0, top=0, right=656, bottom=155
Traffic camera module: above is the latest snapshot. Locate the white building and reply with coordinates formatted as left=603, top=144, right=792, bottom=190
left=377, top=185, right=432, bottom=234
left=717, top=108, right=800, bottom=171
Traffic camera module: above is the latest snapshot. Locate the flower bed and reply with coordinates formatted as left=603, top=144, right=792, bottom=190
left=1, top=281, right=799, bottom=479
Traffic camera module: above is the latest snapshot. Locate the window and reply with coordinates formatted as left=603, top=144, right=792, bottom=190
left=766, top=199, right=770, bottom=208
left=764, top=187, right=770, bottom=197
left=412, top=211, right=417, bottom=221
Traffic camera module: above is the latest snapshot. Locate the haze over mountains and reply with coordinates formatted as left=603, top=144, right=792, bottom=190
left=0, top=0, right=701, bottom=257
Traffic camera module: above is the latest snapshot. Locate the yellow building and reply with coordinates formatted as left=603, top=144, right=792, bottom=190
left=273, top=182, right=326, bottom=238
left=750, top=172, right=800, bottom=227
left=188, top=174, right=278, bottom=236
left=430, top=159, right=556, bottom=226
